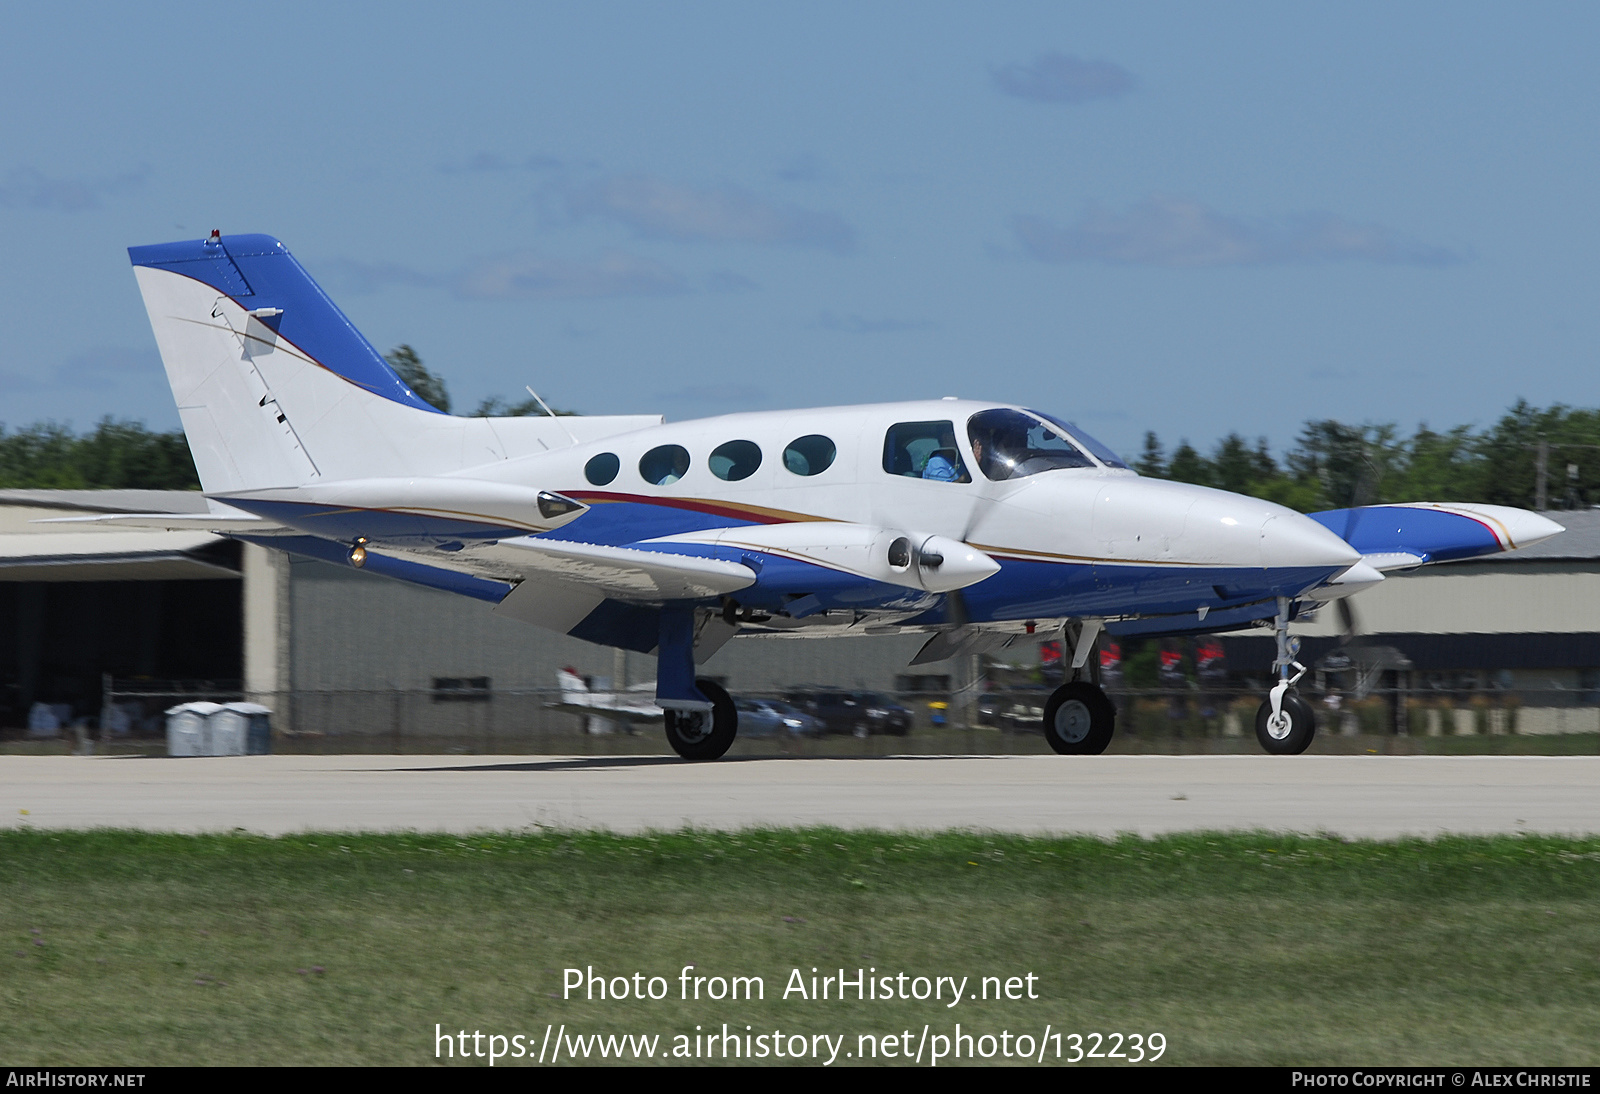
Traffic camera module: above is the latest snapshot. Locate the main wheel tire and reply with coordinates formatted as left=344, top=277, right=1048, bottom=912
left=1042, top=682, right=1116, bottom=755
left=1255, top=692, right=1316, bottom=755
left=664, top=678, right=738, bottom=761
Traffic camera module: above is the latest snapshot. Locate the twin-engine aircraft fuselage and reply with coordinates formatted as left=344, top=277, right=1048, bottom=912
left=118, top=233, right=1564, bottom=759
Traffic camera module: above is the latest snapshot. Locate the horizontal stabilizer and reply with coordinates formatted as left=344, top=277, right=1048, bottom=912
left=35, top=511, right=288, bottom=534
left=218, top=479, right=587, bottom=539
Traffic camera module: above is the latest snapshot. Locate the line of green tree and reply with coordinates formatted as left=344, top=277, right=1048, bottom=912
left=383, top=345, right=574, bottom=417
left=1135, top=400, right=1600, bottom=512
left=0, top=419, right=200, bottom=490
left=3, top=390, right=1597, bottom=503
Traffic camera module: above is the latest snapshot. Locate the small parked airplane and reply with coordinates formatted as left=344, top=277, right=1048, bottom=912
left=551, top=667, right=661, bottom=733
left=108, top=233, right=1562, bottom=759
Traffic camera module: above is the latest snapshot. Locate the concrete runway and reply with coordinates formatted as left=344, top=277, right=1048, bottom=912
left=2, top=754, right=1599, bottom=837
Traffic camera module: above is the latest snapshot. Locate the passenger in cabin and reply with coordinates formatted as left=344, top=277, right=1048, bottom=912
left=922, top=448, right=962, bottom=482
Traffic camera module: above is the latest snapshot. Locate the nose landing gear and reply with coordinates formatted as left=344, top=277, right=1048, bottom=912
left=1256, top=597, right=1316, bottom=754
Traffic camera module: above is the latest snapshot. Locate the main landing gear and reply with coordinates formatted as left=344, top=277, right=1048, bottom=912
left=664, top=678, right=738, bottom=762
left=1042, top=619, right=1117, bottom=755
left=657, top=608, right=739, bottom=761
left=1256, top=597, right=1316, bottom=754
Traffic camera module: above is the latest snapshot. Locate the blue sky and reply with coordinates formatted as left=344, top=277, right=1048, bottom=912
left=2, top=2, right=1597, bottom=461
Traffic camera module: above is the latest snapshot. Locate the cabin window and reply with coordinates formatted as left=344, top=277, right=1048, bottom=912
left=639, top=444, right=691, bottom=486
left=585, top=452, right=620, bottom=486
left=709, top=440, right=763, bottom=482
left=966, top=409, right=1094, bottom=480
left=782, top=435, right=836, bottom=477
left=883, top=420, right=968, bottom=482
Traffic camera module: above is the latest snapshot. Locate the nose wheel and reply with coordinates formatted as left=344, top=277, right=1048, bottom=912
left=1256, top=595, right=1316, bottom=754
left=1042, top=682, right=1116, bottom=754
left=1255, top=691, right=1315, bottom=754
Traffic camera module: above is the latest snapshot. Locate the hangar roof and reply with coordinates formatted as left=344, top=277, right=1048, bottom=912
left=0, top=489, right=236, bottom=581
left=0, top=488, right=209, bottom=515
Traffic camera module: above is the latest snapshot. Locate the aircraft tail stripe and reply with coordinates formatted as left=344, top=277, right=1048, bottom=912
left=129, top=233, right=441, bottom=413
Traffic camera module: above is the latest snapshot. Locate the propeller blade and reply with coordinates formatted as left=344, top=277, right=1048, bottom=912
left=946, top=587, right=970, bottom=627
left=1336, top=597, right=1359, bottom=644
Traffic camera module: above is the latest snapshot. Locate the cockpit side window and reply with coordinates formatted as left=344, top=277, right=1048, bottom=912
left=966, top=409, right=1094, bottom=481
left=883, top=420, right=969, bottom=482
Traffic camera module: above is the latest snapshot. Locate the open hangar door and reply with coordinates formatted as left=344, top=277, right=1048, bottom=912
left=0, top=534, right=242, bottom=732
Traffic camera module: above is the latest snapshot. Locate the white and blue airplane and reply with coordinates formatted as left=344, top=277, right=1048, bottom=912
left=114, top=232, right=1563, bottom=760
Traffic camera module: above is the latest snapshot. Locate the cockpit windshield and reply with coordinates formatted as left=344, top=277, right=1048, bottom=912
left=1026, top=410, right=1130, bottom=470
left=967, top=409, right=1092, bottom=480
left=966, top=409, right=1129, bottom=480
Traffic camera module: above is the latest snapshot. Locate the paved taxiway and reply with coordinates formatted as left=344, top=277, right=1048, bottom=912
left=2, top=754, right=1597, bottom=837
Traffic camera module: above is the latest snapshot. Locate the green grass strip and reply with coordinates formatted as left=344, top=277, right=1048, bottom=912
left=3, top=830, right=1599, bottom=1066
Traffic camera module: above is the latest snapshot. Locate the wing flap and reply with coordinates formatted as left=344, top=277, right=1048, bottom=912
left=492, top=537, right=757, bottom=601
left=1362, top=551, right=1428, bottom=572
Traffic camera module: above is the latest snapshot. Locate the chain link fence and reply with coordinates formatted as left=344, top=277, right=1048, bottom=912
left=4, top=680, right=1593, bottom=755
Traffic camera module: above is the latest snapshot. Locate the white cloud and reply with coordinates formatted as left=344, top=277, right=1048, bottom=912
left=1013, top=195, right=1465, bottom=267
left=814, top=311, right=935, bottom=334
left=454, top=250, right=690, bottom=299
left=441, top=152, right=567, bottom=174
left=990, top=53, right=1136, bottom=104
left=0, top=166, right=146, bottom=211
left=317, top=248, right=696, bottom=301
left=566, top=174, right=856, bottom=253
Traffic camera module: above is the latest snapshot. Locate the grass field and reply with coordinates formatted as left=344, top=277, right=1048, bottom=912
left=3, top=830, right=1599, bottom=1066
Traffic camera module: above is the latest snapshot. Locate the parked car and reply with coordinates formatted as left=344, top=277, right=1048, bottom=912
left=734, top=698, right=824, bottom=738
left=783, top=690, right=912, bottom=736
left=978, top=691, right=1046, bottom=732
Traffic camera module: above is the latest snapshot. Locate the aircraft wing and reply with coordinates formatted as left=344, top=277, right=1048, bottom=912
left=33, top=501, right=290, bottom=534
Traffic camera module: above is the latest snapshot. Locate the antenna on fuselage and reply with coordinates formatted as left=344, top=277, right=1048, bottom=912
left=526, top=384, right=580, bottom=446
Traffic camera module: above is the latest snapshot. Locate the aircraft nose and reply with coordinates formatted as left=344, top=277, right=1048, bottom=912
left=1260, top=513, right=1362, bottom=572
